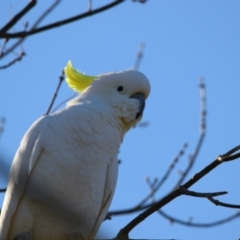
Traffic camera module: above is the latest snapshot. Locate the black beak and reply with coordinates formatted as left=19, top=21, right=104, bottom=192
left=130, top=93, right=145, bottom=119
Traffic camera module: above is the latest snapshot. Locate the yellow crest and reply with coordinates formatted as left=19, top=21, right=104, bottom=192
left=64, top=61, right=96, bottom=92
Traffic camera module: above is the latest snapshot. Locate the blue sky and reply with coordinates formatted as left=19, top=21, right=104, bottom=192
left=0, top=1, right=240, bottom=239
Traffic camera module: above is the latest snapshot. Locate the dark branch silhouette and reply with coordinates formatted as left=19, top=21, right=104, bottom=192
left=0, top=0, right=61, bottom=62
left=115, top=145, right=240, bottom=239
left=179, top=188, right=227, bottom=198
left=45, top=70, right=65, bottom=115
left=0, top=1, right=124, bottom=39
left=0, top=0, right=36, bottom=33
left=138, top=143, right=188, bottom=208
left=0, top=51, right=25, bottom=70
left=208, top=197, right=240, bottom=209
left=158, top=210, right=240, bottom=228
left=108, top=142, right=188, bottom=219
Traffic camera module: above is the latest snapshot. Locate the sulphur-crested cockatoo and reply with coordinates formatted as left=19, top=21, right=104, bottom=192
left=0, top=61, right=150, bottom=240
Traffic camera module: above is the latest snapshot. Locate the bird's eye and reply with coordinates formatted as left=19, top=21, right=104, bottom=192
left=117, top=86, right=124, bottom=92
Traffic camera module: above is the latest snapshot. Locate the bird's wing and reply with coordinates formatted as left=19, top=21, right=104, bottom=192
left=0, top=117, right=47, bottom=239
left=88, top=157, right=118, bottom=239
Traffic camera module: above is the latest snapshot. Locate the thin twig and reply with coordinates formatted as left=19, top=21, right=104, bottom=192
left=218, top=151, right=240, bottom=162
left=0, top=188, right=7, bottom=193
left=138, top=143, right=188, bottom=207
left=107, top=203, right=150, bottom=219
left=174, top=78, right=206, bottom=188
left=107, top=143, right=188, bottom=220
left=0, top=1, right=124, bottom=39
left=31, top=0, right=61, bottom=29
left=45, top=70, right=65, bottom=115
left=221, top=145, right=240, bottom=157
left=0, top=0, right=36, bottom=33
left=88, top=0, right=92, bottom=12
left=208, top=197, right=240, bottom=209
left=0, top=51, right=25, bottom=70
left=158, top=210, right=240, bottom=227
left=0, top=39, right=8, bottom=57
left=132, top=42, right=145, bottom=71
left=178, top=188, right=227, bottom=198
left=183, top=145, right=240, bottom=189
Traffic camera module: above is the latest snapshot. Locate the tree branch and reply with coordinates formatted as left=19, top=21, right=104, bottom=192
left=115, top=145, right=240, bottom=239
left=0, top=0, right=37, bottom=33
left=174, top=78, right=206, bottom=188
left=132, top=42, right=145, bottom=71
left=158, top=210, right=240, bottom=227
left=138, top=143, right=188, bottom=207
left=179, top=188, right=227, bottom=198
left=0, top=188, right=6, bottom=193
left=0, top=0, right=61, bottom=60
left=0, top=1, right=124, bottom=39
left=45, top=70, right=65, bottom=115
left=107, top=143, right=188, bottom=220
left=0, top=51, right=25, bottom=70
left=208, top=197, right=240, bottom=209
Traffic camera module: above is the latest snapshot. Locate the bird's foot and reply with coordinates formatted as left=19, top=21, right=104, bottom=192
left=13, top=232, right=32, bottom=240
left=68, top=232, right=85, bottom=240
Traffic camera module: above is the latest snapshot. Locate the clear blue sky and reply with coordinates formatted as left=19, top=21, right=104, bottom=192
left=0, top=1, right=240, bottom=239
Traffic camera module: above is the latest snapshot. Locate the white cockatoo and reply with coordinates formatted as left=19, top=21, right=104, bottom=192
left=0, top=61, right=151, bottom=240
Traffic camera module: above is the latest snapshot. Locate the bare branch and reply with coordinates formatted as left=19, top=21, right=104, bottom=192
left=0, top=1, right=124, bottom=39
left=132, top=0, right=148, bottom=3
left=178, top=188, right=227, bottom=198
left=0, top=188, right=6, bottom=193
left=174, top=78, right=206, bottom=188
left=218, top=150, right=240, bottom=162
left=0, top=39, right=8, bottom=57
left=182, top=145, right=240, bottom=190
left=0, top=0, right=61, bottom=60
left=0, top=51, right=25, bottom=70
left=221, top=145, right=240, bottom=157
left=208, top=197, right=240, bottom=209
left=88, top=0, right=92, bottom=12
left=107, top=203, right=149, bottom=219
left=0, top=0, right=36, bottom=33
left=133, top=42, right=145, bottom=71
left=137, top=143, right=188, bottom=207
left=45, top=70, right=65, bottom=115
left=107, top=143, right=188, bottom=220
left=158, top=210, right=240, bottom=227
left=31, top=0, right=61, bottom=29
left=115, top=145, right=240, bottom=238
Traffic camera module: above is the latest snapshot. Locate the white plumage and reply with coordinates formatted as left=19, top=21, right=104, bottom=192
left=0, top=68, right=150, bottom=240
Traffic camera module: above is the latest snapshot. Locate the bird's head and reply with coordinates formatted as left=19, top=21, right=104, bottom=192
left=64, top=61, right=151, bottom=132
